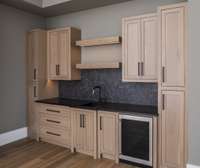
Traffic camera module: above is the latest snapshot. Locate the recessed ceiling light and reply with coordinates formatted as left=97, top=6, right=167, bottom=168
left=23, top=0, right=72, bottom=8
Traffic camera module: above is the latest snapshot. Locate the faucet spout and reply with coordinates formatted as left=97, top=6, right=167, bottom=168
left=92, top=86, right=102, bottom=102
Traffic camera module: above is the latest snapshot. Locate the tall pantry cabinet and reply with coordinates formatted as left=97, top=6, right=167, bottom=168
left=27, top=29, right=58, bottom=139
left=158, top=3, right=187, bottom=168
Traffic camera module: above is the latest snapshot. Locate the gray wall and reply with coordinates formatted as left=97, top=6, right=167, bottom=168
left=47, top=0, right=186, bottom=63
left=47, top=0, right=185, bottom=38
left=188, top=0, right=200, bottom=166
left=0, top=4, right=45, bottom=134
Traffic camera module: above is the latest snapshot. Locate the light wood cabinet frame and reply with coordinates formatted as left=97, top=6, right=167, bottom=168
left=98, top=111, right=119, bottom=163
left=122, top=13, right=158, bottom=83
left=47, top=27, right=81, bottom=81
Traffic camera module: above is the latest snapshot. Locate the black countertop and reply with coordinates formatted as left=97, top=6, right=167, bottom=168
left=36, top=98, right=158, bottom=116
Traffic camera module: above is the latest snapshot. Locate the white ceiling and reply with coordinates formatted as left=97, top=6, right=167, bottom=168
left=1, top=0, right=133, bottom=17
left=43, top=0, right=72, bottom=7
left=24, top=0, right=72, bottom=8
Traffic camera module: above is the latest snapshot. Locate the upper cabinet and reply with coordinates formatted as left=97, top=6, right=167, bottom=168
left=47, top=27, right=81, bottom=80
left=159, top=4, right=186, bottom=88
left=27, top=29, right=47, bottom=83
left=122, top=14, right=157, bottom=82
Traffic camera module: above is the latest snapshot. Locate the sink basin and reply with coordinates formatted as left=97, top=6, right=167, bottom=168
left=80, top=102, right=100, bottom=107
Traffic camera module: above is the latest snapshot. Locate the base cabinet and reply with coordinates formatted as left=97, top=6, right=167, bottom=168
left=98, top=111, right=119, bottom=163
left=72, top=108, right=97, bottom=158
left=36, top=104, right=71, bottom=148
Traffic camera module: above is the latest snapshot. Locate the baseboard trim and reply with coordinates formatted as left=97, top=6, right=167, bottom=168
left=187, top=164, right=200, bottom=168
left=0, top=127, right=28, bottom=146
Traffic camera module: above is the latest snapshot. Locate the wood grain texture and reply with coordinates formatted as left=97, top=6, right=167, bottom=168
left=27, top=30, right=58, bottom=139
left=76, top=62, right=121, bottom=69
left=0, top=139, right=138, bottom=168
left=47, top=27, right=81, bottom=80
left=76, top=36, right=121, bottom=47
left=122, top=13, right=158, bottom=83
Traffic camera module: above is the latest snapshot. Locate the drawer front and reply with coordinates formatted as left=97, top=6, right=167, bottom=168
left=37, top=104, right=70, bottom=117
left=40, top=126, right=70, bottom=147
left=40, top=114, right=70, bottom=129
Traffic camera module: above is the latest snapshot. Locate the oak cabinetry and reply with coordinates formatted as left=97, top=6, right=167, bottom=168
left=27, top=30, right=58, bottom=139
left=98, top=111, right=119, bottom=163
left=158, top=3, right=187, bottom=168
left=160, top=91, right=185, bottom=168
left=37, top=104, right=72, bottom=148
left=160, top=5, right=186, bottom=88
left=47, top=27, right=81, bottom=80
left=72, top=108, right=97, bottom=158
left=122, top=14, right=157, bottom=82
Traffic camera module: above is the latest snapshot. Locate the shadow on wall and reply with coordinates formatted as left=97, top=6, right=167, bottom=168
left=59, top=69, right=157, bottom=106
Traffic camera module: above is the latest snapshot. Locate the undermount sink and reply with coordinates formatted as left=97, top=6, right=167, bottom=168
left=80, top=102, right=101, bottom=107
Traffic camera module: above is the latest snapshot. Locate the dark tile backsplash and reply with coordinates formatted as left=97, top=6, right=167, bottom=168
left=59, top=69, right=158, bottom=106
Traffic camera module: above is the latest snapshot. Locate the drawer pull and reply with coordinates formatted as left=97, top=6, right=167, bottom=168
left=46, top=109, right=60, bottom=113
left=46, top=131, right=61, bottom=137
left=46, top=119, right=61, bottom=124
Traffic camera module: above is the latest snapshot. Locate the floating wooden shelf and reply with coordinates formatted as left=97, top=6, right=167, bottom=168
left=76, top=36, right=121, bottom=47
left=76, top=62, right=121, bottom=69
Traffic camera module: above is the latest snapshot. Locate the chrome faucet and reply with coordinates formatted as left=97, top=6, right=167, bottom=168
left=92, top=86, right=102, bottom=102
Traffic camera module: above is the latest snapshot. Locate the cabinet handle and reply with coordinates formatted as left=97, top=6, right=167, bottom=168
left=141, top=62, right=144, bottom=76
left=162, top=94, right=165, bottom=110
left=33, top=86, right=37, bottom=98
left=83, top=114, right=85, bottom=128
left=56, top=65, right=58, bottom=76
left=162, top=67, right=165, bottom=83
left=46, top=131, right=61, bottom=137
left=46, top=109, right=60, bottom=113
left=33, top=68, right=37, bottom=80
left=57, top=64, right=60, bottom=75
left=138, top=62, right=141, bottom=76
left=100, top=116, right=102, bottom=130
left=46, top=119, right=61, bottom=124
left=80, top=114, right=82, bottom=128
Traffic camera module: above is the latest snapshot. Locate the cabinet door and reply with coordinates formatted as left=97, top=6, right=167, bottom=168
left=141, top=16, right=157, bottom=81
left=122, top=18, right=141, bottom=81
left=48, top=31, right=59, bottom=79
left=160, top=91, right=185, bottom=168
left=58, top=30, right=70, bottom=79
left=27, top=32, right=34, bottom=84
left=160, top=7, right=185, bottom=87
left=73, top=110, right=95, bottom=156
left=98, top=112, right=118, bottom=161
left=27, top=30, right=47, bottom=83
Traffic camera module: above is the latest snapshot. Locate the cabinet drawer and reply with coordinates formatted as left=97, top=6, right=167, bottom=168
left=40, top=126, right=70, bottom=147
left=37, top=104, right=70, bottom=117
left=40, top=114, right=70, bottom=129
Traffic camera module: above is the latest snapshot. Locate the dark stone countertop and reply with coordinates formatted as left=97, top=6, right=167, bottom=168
left=36, top=98, right=158, bottom=116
